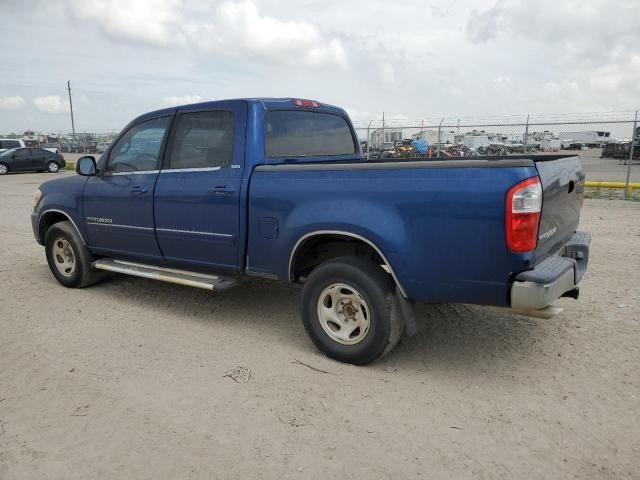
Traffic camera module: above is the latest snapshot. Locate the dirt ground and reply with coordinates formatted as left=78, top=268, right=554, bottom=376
left=572, top=148, right=639, bottom=183
left=1, top=172, right=639, bottom=480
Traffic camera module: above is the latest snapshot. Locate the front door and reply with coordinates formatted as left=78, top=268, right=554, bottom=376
left=83, top=115, right=172, bottom=261
left=11, top=148, right=31, bottom=171
left=154, top=103, right=246, bottom=271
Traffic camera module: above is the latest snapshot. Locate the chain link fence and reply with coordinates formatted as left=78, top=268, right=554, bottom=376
left=353, top=111, right=639, bottom=199
left=2, top=132, right=120, bottom=153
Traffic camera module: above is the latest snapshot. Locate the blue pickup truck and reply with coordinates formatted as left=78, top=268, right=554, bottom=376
left=31, top=98, right=590, bottom=364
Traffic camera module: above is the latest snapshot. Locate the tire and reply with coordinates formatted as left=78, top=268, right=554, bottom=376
left=44, top=221, right=102, bottom=288
left=301, top=256, right=404, bottom=365
left=0, top=163, right=8, bottom=175
left=47, top=161, right=60, bottom=173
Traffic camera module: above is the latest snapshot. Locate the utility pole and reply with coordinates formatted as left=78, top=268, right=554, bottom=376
left=366, top=120, right=372, bottom=160
left=625, top=110, right=638, bottom=200
left=67, top=80, right=76, bottom=137
left=437, top=118, right=444, bottom=157
left=523, top=114, right=530, bottom=154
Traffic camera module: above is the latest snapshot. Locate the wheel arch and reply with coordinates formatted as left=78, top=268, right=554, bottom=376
left=288, top=230, right=407, bottom=298
left=38, top=209, right=86, bottom=245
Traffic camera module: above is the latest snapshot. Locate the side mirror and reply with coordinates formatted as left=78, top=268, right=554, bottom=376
left=76, top=156, right=97, bottom=176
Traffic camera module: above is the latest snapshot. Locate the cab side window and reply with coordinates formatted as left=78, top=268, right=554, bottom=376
left=106, top=116, right=171, bottom=173
left=167, top=111, right=234, bottom=170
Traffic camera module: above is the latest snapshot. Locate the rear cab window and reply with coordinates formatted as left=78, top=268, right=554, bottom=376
left=265, top=110, right=356, bottom=158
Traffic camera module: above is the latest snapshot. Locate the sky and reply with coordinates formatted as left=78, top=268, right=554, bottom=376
left=0, top=0, right=638, bottom=134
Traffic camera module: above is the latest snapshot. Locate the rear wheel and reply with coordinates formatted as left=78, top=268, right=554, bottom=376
left=0, top=163, right=8, bottom=175
left=47, top=161, right=60, bottom=173
left=45, top=221, right=102, bottom=288
left=301, top=257, right=403, bottom=365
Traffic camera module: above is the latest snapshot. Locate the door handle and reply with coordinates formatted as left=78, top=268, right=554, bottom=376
left=212, top=186, right=236, bottom=195
left=130, top=186, right=149, bottom=194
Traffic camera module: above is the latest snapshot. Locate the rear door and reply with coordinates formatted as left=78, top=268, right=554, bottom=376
left=83, top=115, right=172, bottom=261
left=30, top=148, right=47, bottom=170
left=154, top=102, right=246, bottom=271
left=534, top=155, right=585, bottom=261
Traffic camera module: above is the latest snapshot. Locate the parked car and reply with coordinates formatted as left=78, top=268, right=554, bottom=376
left=96, top=142, right=111, bottom=153
left=0, top=148, right=65, bottom=175
left=31, top=98, right=590, bottom=364
left=0, top=138, right=25, bottom=152
left=561, top=142, right=585, bottom=151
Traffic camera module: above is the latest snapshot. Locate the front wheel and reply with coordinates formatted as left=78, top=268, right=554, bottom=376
left=45, top=221, right=102, bottom=288
left=0, top=163, right=8, bottom=175
left=301, top=257, right=404, bottom=365
left=47, top=161, right=60, bottom=173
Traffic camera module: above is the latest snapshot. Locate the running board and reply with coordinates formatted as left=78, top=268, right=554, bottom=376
left=93, top=259, right=239, bottom=291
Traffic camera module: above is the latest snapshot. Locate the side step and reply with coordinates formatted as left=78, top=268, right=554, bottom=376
left=93, top=259, right=239, bottom=291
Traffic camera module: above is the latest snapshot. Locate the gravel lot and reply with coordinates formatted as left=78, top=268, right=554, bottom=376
left=571, top=148, right=639, bottom=183
left=1, top=171, right=639, bottom=479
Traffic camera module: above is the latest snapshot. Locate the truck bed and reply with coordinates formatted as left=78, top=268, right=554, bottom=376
left=246, top=154, right=584, bottom=306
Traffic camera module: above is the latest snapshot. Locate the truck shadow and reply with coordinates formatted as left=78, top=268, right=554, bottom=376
left=388, top=303, right=549, bottom=374
left=99, top=274, right=546, bottom=374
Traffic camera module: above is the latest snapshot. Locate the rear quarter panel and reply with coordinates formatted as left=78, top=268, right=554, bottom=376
left=247, top=162, right=538, bottom=306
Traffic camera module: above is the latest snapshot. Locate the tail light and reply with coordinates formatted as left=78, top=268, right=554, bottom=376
left=58, top=153, right=64, bottom=160
left=505, top=176, right=542, bottom=252
left=292, top=98, right=320, bottom=108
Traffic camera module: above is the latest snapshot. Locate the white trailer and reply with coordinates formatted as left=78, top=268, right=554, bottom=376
left=558, top=131, right=611, bottom=147
left=539, top=139, right=561, bottom=151
left=462, top=131, right=507, bottom=149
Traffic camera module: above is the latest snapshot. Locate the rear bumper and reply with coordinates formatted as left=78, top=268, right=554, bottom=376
left=511, top=231, right=590, bottom=312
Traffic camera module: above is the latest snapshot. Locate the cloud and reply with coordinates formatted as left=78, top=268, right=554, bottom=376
left=161, top=95, right=204, bottom=106
left=0, top=0, right=638, bottom=134
left=466, top=0, right=640, bottom=68
left=379, top=63, right=396, bottom=84
left=0, top=96, right=25, bottom=109
left=345, top=108, right=409, bottom=127
left=466, top=1, right=505, bottom=43
left=64, top=0, right=347, bottom=69
left=72, top=0, right=179, bottom=46
left=33, top=95, right=70, bottom=113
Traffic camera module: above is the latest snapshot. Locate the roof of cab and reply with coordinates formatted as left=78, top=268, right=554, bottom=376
left=132, top=98, right=347, bottom=125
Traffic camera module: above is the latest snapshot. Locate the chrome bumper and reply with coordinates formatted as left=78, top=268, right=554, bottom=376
left=511, top=231, right=591, bottom=314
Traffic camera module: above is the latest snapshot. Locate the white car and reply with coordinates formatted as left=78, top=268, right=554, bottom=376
left=0, top=138, right=25, bottom=153
left=96, top=142, right=111, bottom=153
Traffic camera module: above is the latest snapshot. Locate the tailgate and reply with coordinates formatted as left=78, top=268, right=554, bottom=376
left=534, top=155, right=585, bottom=262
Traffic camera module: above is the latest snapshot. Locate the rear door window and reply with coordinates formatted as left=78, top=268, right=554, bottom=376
left=167, top=111, right=234, bottom=170
left=265, top=110, right=356, bottom=157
